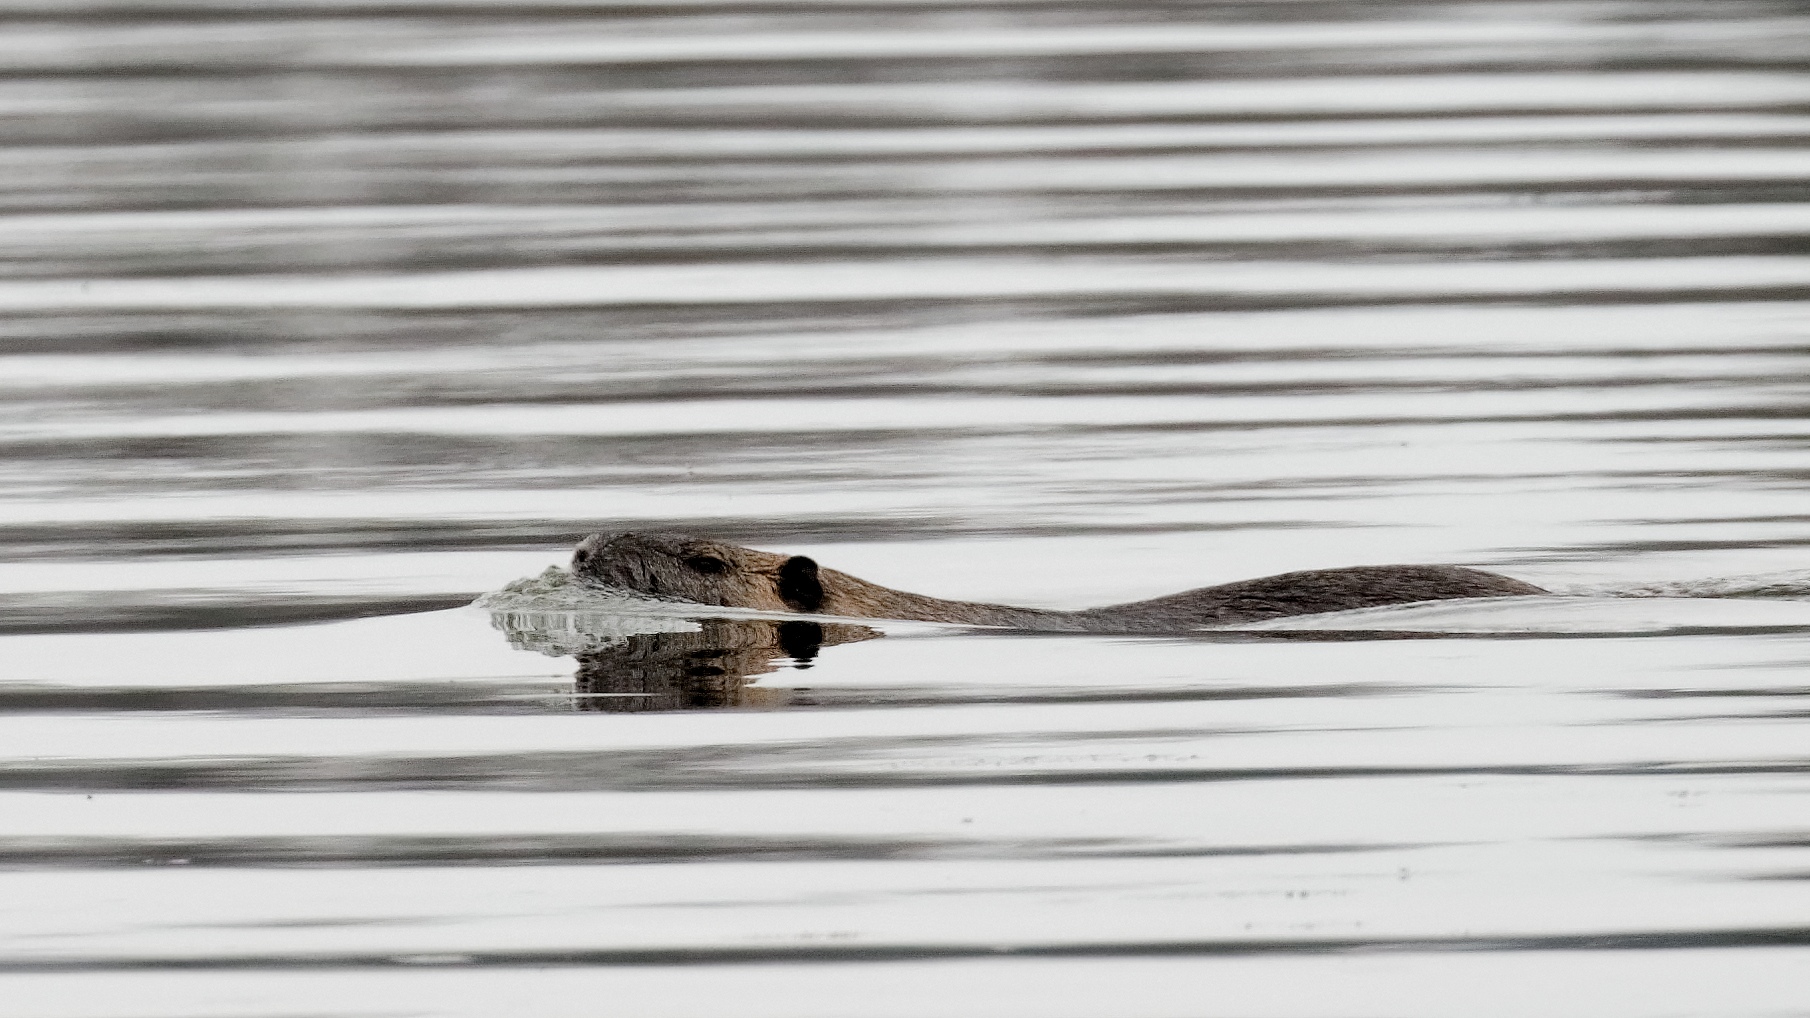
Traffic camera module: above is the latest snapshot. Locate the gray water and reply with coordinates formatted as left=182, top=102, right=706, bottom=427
left=3, top=1, right=1810, bottom=1015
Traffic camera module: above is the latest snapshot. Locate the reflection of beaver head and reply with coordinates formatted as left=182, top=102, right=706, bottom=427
left=572, top=531, right=1548, bottom=631
left=574, top=618, right=880, bottom=712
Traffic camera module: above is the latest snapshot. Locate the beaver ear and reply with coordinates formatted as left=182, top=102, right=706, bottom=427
left=778, top=556, right=824, bottom=612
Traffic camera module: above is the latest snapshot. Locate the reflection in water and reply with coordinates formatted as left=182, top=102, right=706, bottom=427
left=489, top=606, right=881, bottom=712
left=574, top=619, right=881, bottom=712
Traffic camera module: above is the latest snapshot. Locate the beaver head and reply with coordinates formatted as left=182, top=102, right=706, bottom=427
left=570, top=532, right=824, bottom=612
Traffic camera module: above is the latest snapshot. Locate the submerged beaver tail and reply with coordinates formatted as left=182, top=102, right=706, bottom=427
left=1075, top=564, right=1548, bottom=630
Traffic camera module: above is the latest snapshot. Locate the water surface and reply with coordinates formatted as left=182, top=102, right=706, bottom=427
left=2, top=1, right=1809, bottom=1014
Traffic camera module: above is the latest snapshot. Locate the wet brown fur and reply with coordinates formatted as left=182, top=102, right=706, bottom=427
left=571, top=532, right=1547, bottom=632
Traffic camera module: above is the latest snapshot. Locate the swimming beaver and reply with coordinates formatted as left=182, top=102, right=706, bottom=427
left=571, top=532, right=1547, bottom=632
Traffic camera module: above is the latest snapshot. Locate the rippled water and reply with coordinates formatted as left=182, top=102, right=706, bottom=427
left=3, top=1, right=1810, bottom=1015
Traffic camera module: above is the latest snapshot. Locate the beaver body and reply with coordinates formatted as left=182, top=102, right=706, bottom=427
left=571, top=532, right=1547, bottom=632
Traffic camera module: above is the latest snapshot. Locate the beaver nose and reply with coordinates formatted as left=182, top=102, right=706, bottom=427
left=572, top=532, right=614, bottom=566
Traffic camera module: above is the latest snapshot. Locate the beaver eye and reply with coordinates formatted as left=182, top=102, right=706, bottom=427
left=573, top=549, right=591, bottom=565
left=683, top=555, right=728, bottom=574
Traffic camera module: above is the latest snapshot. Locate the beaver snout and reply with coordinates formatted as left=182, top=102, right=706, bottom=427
left=569, top=532, right=620, bottom=582
left=571, top=533, right=651, bottom=587
left=569, top=531, right=826, bottom=613
left=567, top=532, right=748, bottom=601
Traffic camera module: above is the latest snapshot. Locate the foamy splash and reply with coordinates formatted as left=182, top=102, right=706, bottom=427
left=472, top=566, right=640, bottom=612
left=473, top=567, right=706, bottom=656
